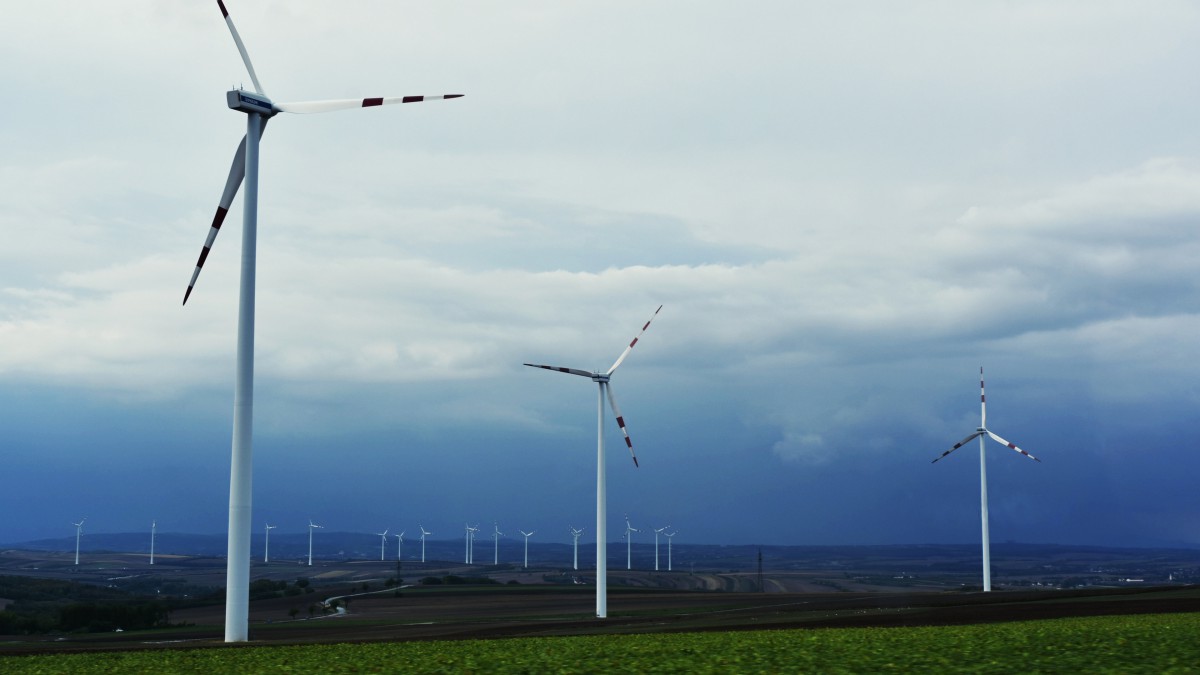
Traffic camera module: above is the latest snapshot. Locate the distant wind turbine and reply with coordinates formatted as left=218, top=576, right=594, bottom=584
left=570, top=527, right=585, bottom=571
left=264, top=523, right=276, bottom=563
left=932, top=367, right=1041, bottom=592
left=469, top=525, right=480, bottom=564
left=73, top=519, right=85, bottom=566
left=307, top=520, right=323, bottom=567
left=524, top=305, right=662, bottom=618
left=395, top=531, right=405, bottom=562
left=376, top=529, right=389, bottom=562
left=520, top=530, right=535, bottom=569
left=184, top=0, right=462, bottom=644
left=492, top=523, right=503, bottom=565
left=419, top=526, right=431, bottom=563
left=150, top=520, right=157, bottom=566
left=623, top=515, right=639, bottom=571
left=665, top=531, right=676, bottom=572
left=653, top=525, right=669, bottom=572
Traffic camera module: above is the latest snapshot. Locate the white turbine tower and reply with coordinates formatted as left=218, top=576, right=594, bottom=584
left=524, top=305, right=662, bottom=618
left=395, top=531, right=405, bottom=562
left=492, top=523, right=503, bottom=565
left=653, top=525, right=669, bottom=572
left=150, top=520, right=157, bottom=566
left=623, top=515, right=639, bottom=571
left=264, top=523, right=276, bottom=563
left=932, top=367, right=1041, bottom=593
left=520, top=530, right=535, bottom=569
left=183, top=1, right=462, bottom=644
left=570, top=527, right=585, bottom=571
left=464, top=524, right=471, bottom=564
left=665, top=531, right=676, bottom=571
left=307, top=520, right=323, bottom=567
left=469, top=525, right=480, bottom=564
left=419, top=526, right=431, bottom=563
left=72, top=519, right=85, bottom=566
left=376, top=529, right=389, bottom=562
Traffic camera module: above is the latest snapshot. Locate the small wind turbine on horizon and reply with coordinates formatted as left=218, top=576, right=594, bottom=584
left=264, top=523, right=276, bottom=563
left=492, top=523, right=503, bottom=565
left=376, top=529, right=389, bottom=562
left=183, top=0, right=462, bottom=644
left=395, top=531, right=405, bottom=562
left=73, top=519, right=85, bottom=566
left=150, top=521, right=157, bottom=566
left=570, top=527, right=585, bottom=571
left=520, top=530, right=535, bottom=569
left=419, top=526, right=431, bottom=563
left=653, top=525, right=669, bottom=572
left=665, top=530, right=676, bottom=572
left=307, top=520, right=323, bottom=567
left=524, top=305, right=662, bottom=618
left=932, top=367, right=1041, bottom=593
left=623, top=515, right=639, bottom=571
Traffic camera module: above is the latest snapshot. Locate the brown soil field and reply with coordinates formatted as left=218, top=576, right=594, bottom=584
left=3, top=584, right=1198, bottom=655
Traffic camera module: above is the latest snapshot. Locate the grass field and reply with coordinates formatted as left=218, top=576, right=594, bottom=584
left=4, top=611, right=1198, bottom=673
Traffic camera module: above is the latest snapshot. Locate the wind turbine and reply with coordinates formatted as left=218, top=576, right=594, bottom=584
left=376, top=529, right=389, bottom=562
left=419, top=526, right=431, bottom=563
left=520, top=530, right=535, bottom=569
left=524, top=305, right=662, bottom=618
left=264, top=523, right=276, bottom=563
left=395, top=531, right=405, bottom=562
left=569, top=527, right=585, bottom=571
left=665, top=531, right=676, bottom=572
left=307, top=520, right=323, bottom=567
left=623, top=515, right=639, bottom=571
left=469, top=525, right=480, bottom=564
left=150, top=520, right=157, bottom=566
left=184, top=1, right=462, bottom=644
left=932, top=367, right=1041, bottom=592
left=653, top=525, right=669, bottom=572
left=492, top=523, right=503, bottom=565
left=73, top=519, right=85, bottom=566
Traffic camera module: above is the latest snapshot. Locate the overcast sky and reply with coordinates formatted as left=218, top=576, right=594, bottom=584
left=2, top=1, right=1199, bottom=550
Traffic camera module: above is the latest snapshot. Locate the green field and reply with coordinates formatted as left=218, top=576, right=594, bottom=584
left=4, top=612, right=1198, bottom=673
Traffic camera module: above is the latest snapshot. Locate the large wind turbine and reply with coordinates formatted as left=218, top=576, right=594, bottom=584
left=376, top=529, right=389, bottom=562
left=73, top=519, right=85, bottom=566
left=307, top=520, right=323, bottom=567
left=419, top=526, right=431, bottom=563
left=653, top=525, right=669, bottom=572
left=520, top=530, right=535, bottom=569
left=150, top=521, right=157, bottom=566
left=932, top=367, right=1041, bottom=592
left=264, top=523, right=276, bottom=563
left=623, top=515, right=639, bottom=571
left=184, top=1, right=462, bottom=644
left=492, top=523, right=503, bottom=565
left=395, top=531, right=405, bottom=562
left=570, top=527, right=585, bottom=571
left=524, top=305, right=662, bottom=618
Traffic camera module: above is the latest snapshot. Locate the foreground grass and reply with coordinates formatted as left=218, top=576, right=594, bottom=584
left=4, top=612, right=1198, bottom=673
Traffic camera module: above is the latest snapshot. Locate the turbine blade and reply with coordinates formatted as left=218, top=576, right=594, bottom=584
left=931, top=431, right=983, bottom=463
left=183, top=135, right=247, bottom=304
left=980, top=366, right=987, bottom=428
left=182, top=122, right=267, bottom=304
left=606, top=383, right=639, bottom=467
left=275, top=94, right=464, bottom=114
left=523, top=363, right=593, bottom=378
left=986, top=430, right=1041, bottom=462
left=216, top=1, right=266, bottom=95
left=607, top=305, right=663, bottom=375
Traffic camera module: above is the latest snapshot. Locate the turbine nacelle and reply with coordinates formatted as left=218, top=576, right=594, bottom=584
left=227, top=89, right=278, bottom=117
